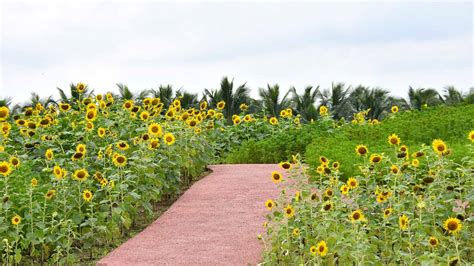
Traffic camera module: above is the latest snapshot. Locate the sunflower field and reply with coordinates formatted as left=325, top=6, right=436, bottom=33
left=262, top=128, right=473, bottom=264
left=0, top=84, right=299, bottom=264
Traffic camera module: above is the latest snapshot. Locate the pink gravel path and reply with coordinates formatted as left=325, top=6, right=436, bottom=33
left=98, top=164, right=282, bottom=266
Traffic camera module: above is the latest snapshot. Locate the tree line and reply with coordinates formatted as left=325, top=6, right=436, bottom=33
left=1, top=76, right=473, bottom=123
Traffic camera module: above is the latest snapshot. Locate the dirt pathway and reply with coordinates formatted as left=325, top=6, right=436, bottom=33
left=98, top=164, right=281, bottom=265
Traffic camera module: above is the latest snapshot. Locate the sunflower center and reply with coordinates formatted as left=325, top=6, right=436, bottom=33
left=353, top=213, right=360, bottom=220
left=117, top=157, right=125, bottom=163
left=437, top=144, right=445, bottom=151
left=0, top=165, right=8, bottom=173
left=286, top=209, right=292, bottom=214
left=319, top=246, right=324, bottom=252
left=429, top=239, right=437, bottom=245
left=448, top=221, right=458, bottom=230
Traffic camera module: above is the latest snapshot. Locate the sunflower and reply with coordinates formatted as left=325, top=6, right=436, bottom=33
left=0, top=106, right=10, bottom=121
left=340, top=185, right=349, bottom=195
left=391, top=105, right=399, bottom=113
left=284, top=205, right=295, bottom=218
left=98, top=127, right=106, bottom=138
left=148, top=123, right=163, bottom=137
left=265, top=199, right=274, bottom=210
left=9, top=157, right=20, bottom=168
left=271, top=171, right=282, bottom=183
left=347, top=177, right=358, bottom=189
left=116, top=141, right=129, bottom=150
left=76, top=144, right=86, bottom=154
left=355, top=144, right=368, bottom=156
left=428, top=236, right=439, bottom=247
left=71, top=152, right=84, bottom=161
left=411, top=159, right=420, bottom=167
left=148, top=138, right=160, bottom=150
left=412, top=151, right=425, bottom=158
left=370, top=154, right=382, bottom=164
left=316, top=166, right=324, bottom=174
left=73, top=169, right=89, bottom=182
left=322, top=201, right=333, bottom=211
left=31, top=178, right=38, bottom=187
left=388, top=134, right=400, bottom=145
left=469, top=130, right=474, bottom=142
left=216, top=101, right=225, bottom=110
left=279, top=162, right=291, bottom=170
left=83, top=190, right=93, bottom=202
left=350, top=210, right=366, bottom=223
left=233, top=116, right=241, bottom=125
left=11, top=215, right=21, bottom=225
left=316, top=240, right=328, bottom=257
left=243, top=115, right=252, bottom=122
left=399, top=214, right=409, bottom=231
left=332, top=161, right=340, bottom=169
left=199, top=101, right=208, bottom=110
left=45, top=189, right=56, bottom=200
left=390, top=165, right=399, bottom=174
left=319, top=106, right=328, bottom=116
left=269, top=117, right=278, bottom=125
left=163, top=133, right=176, bottom=145
left=85, top=109, right=98, bottom=122
left=239, top=103, right=248, bottom=111
left=123, top=100, right=134, bottom=110
left=319, top=156, right=329, bottom=165
left=112, top=153, right=127, bottom=167
left=324, top=188, right=333, bottom=198
left=76, top=82, right=86, bottom=93
left=0, top=161, right=12, bottom=176
left=53, top=165, right=63, bottom=179
left=443, top=217, right=462, bottom=234
left=432, top=139, right=447, bottom=155
left=187, top=119, right=198, bottom=128
left=310, top=246, right=317, bottom=256
left=288, top=228, right=299, bottom=237
left=383, top=208, right=392, bottom=219
left=45, top=149, right=54, bottom=160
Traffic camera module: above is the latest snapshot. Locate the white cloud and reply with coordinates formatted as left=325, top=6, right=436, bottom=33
left=1, top=1, right=472, bottom=103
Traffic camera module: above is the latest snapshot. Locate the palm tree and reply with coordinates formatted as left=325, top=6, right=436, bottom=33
left=290, top=85, right=319, bottom=121
left=258, top=84, right=291, bottom=118
left=175, top=89, right=199, bottom=109
left=204, top=77, right=250, bottom=123
left=25, top=92, right=57, bottom=109
left=150, top=85, right=174, bottom=108
left=116, top=83, right=150, bottom=101
left=349, top=86, right=391, bottom=120
left=407, top=87, right=442, bottom=110
left=317, top=82, right=352, bottom=119
left=57, top=83, right=93, bottom=105
left=442, top=86, right=464, bottom=105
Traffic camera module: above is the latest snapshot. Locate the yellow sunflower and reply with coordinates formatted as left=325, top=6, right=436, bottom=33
left=11, top=215, right=21, bottom=225
left=45, top=148, right=54, bottom=160
left=284, top=205, right=295, bottom=218
left=239, top=103, right=248, bottom=111
left=9, top=157, right=20, bottom=168
left=292, top=228, right=300, bottom=237
left=45, top=189, right=56, bottom=200
left=200, top=101, right=208, bottom=110
left=140, top=111, right=150, bottom=121
left=383, top=208, right=392, bottom=219
left=98, top=127, right=106, bottom=138
left=279, top=161, right=291, bottom=170
left=391, top=105, right=399, bottom=113
left=0, top=106, right=10, bottom=121
left=399, top=214, right=409, bottom=231
left=322, top=201, right=333, bottom=211
left=271, top=171, right=282, bottom=183
left=83, top=190, right=93, bottom=202
left=355, top=144, right=368, bottom=156
left=71, top=152, right=84, bottom=161
left=370, top=154, right=382, bottom=164
left=388, top=134, right=400, bottom=145
left=390, top=165, right=399, bottom=174
left=319, top=156, right=329, bottom=165
left=443, top=217, right=462, bottom=234
left=319, top=106, right=328, bottom=116
left=163, top=133, right=176, bottom=145
left=73, top=169, right=89, bottom=182
left=123, top=100, right=134, bottom=110
left=432, top=139, right=447, bottom=155
left=340, top=184, right=349, bottom=195
left=76, top=144, right=86, bottom=154
left=148, top=138, right=160, bottom=150
left=0, top=161, right=12, bottom=176
left=116, top=141, right=129, bottom=150
left=112, top=153, right=127, bottom=167
left=411, top=159, right=420, bottom=167
left=269, top=117, right=278, bottom=125
left=76, top=82, right=86, bottom=93
left=31, top=178, right=38, bottom=187
left=316, top=240, right=328, bottom=257
left=53, top=165, right=63, bottom=179
left=350, top=210, right=366, bottom=223
left=148, top=123, right=163, bottom=137
left=85, top=109, right=98, bottom=122
left=469, top=130, right=474, bottom=143
left=310, top=245, right=317, bottom=256
left=332, top=161, right=340, bottom=169
left=347, top=177, right=358, bottom=189
left=265, top=199, right=274, bottom=210
left=216, top=101, right=225, bottom=110
left=428, top=236, right=439, bottom=247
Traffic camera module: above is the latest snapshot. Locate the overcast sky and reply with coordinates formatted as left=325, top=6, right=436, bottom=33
left=1, top=1, right=473, bottom=103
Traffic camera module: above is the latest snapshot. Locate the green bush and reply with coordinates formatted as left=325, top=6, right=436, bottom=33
left=305, top=104, right=474, bottom=176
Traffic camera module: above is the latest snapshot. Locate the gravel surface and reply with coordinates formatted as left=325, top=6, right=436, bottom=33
left=98, top=164, right=281, bottom=266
